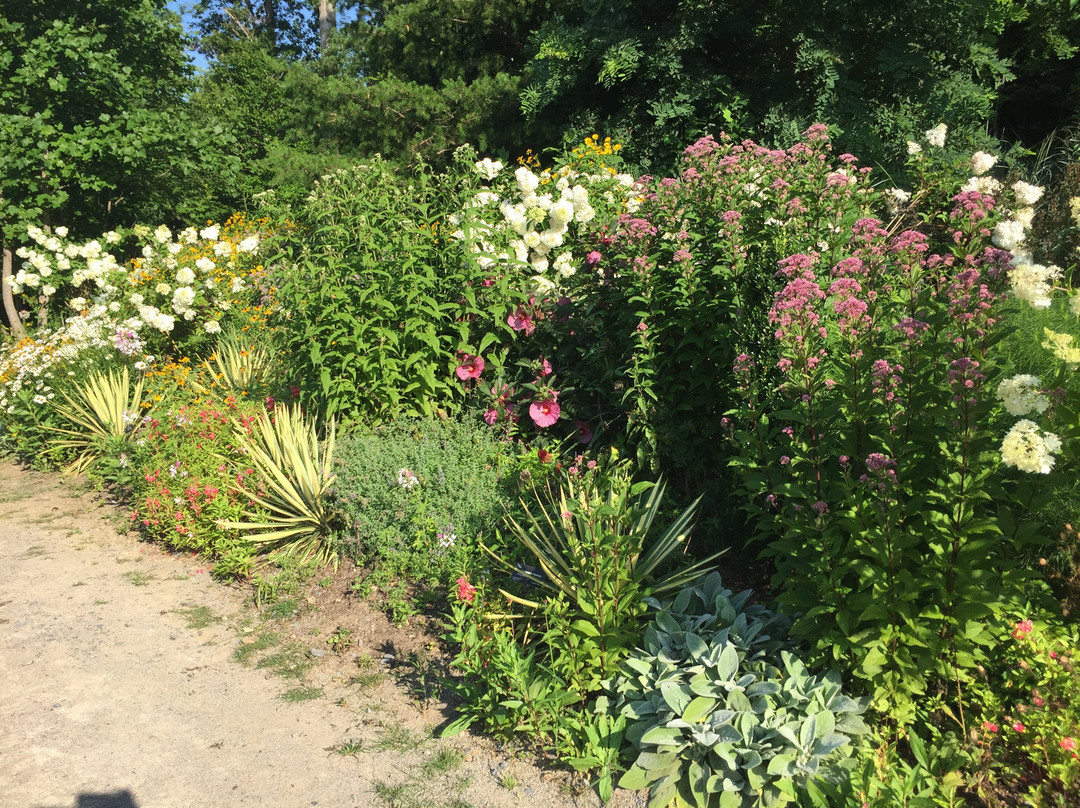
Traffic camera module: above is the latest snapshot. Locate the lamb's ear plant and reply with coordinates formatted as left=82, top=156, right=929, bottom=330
left=222, top=403, right=340, bottom=567
left=608, top=573, right=868, bottom=808
left=50, top=366, right=145, bottom=475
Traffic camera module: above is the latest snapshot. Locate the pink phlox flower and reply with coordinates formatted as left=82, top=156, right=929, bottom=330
left=456, top=577, right=476, bottom=603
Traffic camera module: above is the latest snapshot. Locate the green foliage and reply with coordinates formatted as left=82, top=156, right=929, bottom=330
left=520, top=0, right=1013, bottom=172
left=607, top=573, right=868, bottom=808
left=222, top=403, right=340, bottom=567
left=0, top=0, right=238, bottom=241
left=445, top=457, right=716, bottom=797
left=331, top=414, right=513, bottom=589
left=271, top=154, right=524, bottom=422
left=51, top=366, right=145, bottom=475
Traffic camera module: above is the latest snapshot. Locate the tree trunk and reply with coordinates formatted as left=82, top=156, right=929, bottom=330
left=319, top=0, right=336, bottom=54
left=2, top=246, right=27, bottom=340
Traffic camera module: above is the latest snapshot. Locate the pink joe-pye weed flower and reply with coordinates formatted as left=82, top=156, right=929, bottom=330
left=455, top=354, right=485, bottom=381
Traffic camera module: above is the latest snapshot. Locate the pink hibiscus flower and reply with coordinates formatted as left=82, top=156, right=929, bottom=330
left=529, top=398, right=560, bottom=428
left=508, top=307, right=536, bottom=335
left=455, top=354, right=485, bottom=381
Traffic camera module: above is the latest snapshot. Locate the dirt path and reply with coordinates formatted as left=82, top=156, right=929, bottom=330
left=0, top=462, right=625, bottom=808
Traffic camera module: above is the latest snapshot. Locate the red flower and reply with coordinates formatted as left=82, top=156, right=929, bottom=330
left=529, top=398, right=560, bottom=428
left=456, top=577, right=476, bottom=603
left=1061, top=737, right=1077, bottom=752
left=1012, top=721, right=1026, bottom=733
left=537, top=449, right=553, bottom=464
left=1012, top=619, right=1034, bottom=640
left=983, top=721, right=998, bottom=733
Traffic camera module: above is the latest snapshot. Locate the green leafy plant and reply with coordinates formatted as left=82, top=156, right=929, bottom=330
left=50, top=366, right=145, bottom=475
left=608, top=573, right=869, bottom=808
left=446, top=456, right=723, bottom=799
left=223, top=403, right=340, bottom=567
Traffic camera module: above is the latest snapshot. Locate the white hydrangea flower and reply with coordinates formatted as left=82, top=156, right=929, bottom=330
left=195, top=256, right=215, bottom=273
left=1012, top=181, right=1044, bottom=207
left=1008, top=262, right=1061, bottom=309
left=154, top=225, right=172, bottom=243
left=173, top=286, right=195, bottom=311
left=175, top=267, right=195, bottom=286
left=992, top=220, right=1026, bottom=251
left=142, top=244, right=154, bottom=259
left=237, top=235, right=259, bottom=253
left=69, top=297, right=87, bottom=310
left=925, top=123, right=947, bottom=147
left=1000, top=420, right=1061, bottom=474
left=997, top=375, right=1048, bottom=416
left=907, top=141, right=923, bottom=156
left=970, top=151, right=997, bottom=176
left=179, top=227, right=199, bottom=244
left=213, top=241, right=232, bottom=258
left=231, top=277, right=245, bottom=293
left=204, top=320, right=221, bottom=334
left=515, top=166, right=540, bottom=195
left=200, top=224, right=220, bottom=241
left=104, top=231, right=121, bottom=244
left=885, top=188, right=911, bottom=216
left=55, top=226, right=69, bottom=238
left=129, top=293, right=144, bottom=306
left=155, top=283, right=171, bottom=295
left=167, top=242, right=183, bottom=255
left=1013, top=207, right=1035, bottom=230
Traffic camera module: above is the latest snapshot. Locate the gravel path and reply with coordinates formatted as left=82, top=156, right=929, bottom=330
left=0, top=463, right=613, bottom=808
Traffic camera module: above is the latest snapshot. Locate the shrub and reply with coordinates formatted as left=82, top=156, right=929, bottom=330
left=130, top=394, right=264, bottom=576
left=607, top=572, right=868, bottom=808
left=331, top=415, right=514, bottom=589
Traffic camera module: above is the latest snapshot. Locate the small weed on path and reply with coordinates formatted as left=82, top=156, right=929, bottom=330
left=281, top=686, right=323, bottom=703
left=329, top=738, right=365, bottom=757
left=22, top=545, right=48, bottom=558
left=174, top=605, right=220, bottom=630
left=122, top=570, right=154, bottom=587
left=375, top=725, right=422, bottom=752
left=233, top=631, right=280, bottom=664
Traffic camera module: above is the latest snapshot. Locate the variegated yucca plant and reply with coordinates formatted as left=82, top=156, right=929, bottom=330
left=223, top=403, right=339, bottom=567
left=193, top=330, right=275, bottom=396
left=50, top=366, right=145, bottom=475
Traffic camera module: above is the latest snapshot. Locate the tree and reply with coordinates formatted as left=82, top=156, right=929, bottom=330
left=0, top=0, right=197, bottom=240
left=520, top=0, right=1015, bottom=171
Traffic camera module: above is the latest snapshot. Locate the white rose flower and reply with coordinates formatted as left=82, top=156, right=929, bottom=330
left=474, top=158, right=503, bottom=180
left=213, top=241, right=232, bottom=258
left=155, top=283, right=171, bottom=295
left=237, top=235, right=259, bottom=253
left=173, top=286, right=196, bottom=311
